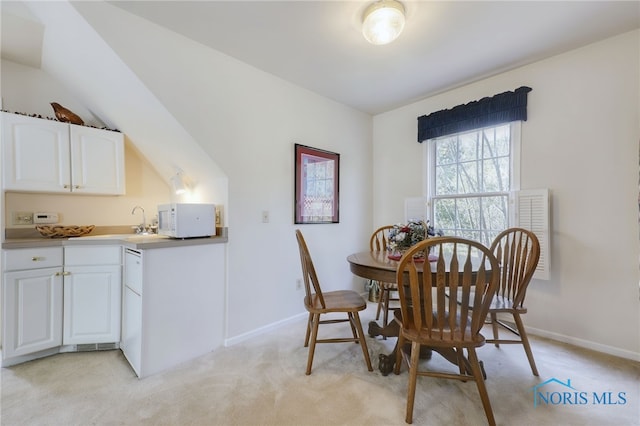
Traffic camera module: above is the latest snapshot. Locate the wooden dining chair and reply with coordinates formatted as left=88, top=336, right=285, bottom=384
left=295, top=230, right=373, bottom=375
left=370, top=225, right=397, bottom=331
left=393, top=237, right=500, bottom=425
left=485, top=227, right=541, bottom=376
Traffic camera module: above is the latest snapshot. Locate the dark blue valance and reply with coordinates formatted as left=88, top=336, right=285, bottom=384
left=417, top=86, right=532, bottom=142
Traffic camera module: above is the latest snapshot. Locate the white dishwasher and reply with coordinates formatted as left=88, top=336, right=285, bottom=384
left=121, top=248, right=142, bottom=376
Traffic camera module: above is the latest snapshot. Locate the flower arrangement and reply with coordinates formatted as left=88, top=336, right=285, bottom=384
left=387, top=220, right=443, bottom=258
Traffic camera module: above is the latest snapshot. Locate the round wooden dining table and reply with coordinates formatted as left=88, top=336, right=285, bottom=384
left=347, top=249, right=438, bottom=336
left=346, top=250, right=487, bottom=377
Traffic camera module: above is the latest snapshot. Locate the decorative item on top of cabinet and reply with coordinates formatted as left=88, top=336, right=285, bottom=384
left=50, top=102, right=84, bottom=125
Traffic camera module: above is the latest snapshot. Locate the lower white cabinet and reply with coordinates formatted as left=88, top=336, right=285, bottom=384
left=2, top=245, right=121, bottom=365
left=63, top=246, right=121, bottom=345
left=2, top=248, right=64, bottom=360
left=2, top=241, right=224, bottom=373
left=121, top=244, right=225, bottom=378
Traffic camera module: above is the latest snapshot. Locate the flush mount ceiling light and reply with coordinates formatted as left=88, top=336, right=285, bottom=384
left=362, top=0, right=405, bottom=45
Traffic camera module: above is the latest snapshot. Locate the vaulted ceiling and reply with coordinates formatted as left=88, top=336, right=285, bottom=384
left=2, top=1, right=639, bottom=115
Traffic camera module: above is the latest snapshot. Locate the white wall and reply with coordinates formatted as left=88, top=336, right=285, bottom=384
left=70, top=2, right=374, bottom=339
left=18, top=1, right=229, bottom=213
left=373, top=31, right=640, bottom=360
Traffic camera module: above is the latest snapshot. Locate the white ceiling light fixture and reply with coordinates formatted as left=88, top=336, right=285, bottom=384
left=362, top=0, right=406, bottom=45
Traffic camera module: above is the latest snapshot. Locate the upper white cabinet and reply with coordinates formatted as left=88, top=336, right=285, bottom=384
left=1, top=112, right=125, bottom=195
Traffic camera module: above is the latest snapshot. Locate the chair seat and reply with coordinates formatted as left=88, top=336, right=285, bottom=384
left=394, top=310, right=486, bottom=349
left=306, top=290, right=367, bottom=313
left=487, top=295, right=528, bottom=314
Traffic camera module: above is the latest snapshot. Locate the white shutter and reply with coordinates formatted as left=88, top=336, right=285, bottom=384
left=404, top=197, right=427, bottom=223
left=516, top=189, right=550, bottom=280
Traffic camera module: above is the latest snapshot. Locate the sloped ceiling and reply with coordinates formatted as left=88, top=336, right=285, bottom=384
left=2, top=1, right=228, bottom=206
left=109, top=1, right=640, bottom=115
left=1, top=1, right=43, bottom=68
left=2, top=1, right=639, bottom=115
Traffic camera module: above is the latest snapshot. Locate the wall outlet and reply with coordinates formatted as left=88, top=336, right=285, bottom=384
left=296, top=278, right=303, bottom=291
left=12, top=211, right=33, bottom=225
left=262, top=210, right=269, bottom=223
left=215, top=206, right=222, bottom=226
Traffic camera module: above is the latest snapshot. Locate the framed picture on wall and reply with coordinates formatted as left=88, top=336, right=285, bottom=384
left=294, top=143, right=340, bottom=224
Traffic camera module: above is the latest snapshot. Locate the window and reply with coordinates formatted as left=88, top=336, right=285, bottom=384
left=426, top=122, right=520, bottom=247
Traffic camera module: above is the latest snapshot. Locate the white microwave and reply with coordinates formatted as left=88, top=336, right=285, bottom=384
left=157, top=203, right=216, bottom=239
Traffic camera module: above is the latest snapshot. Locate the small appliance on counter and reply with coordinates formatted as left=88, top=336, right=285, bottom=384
left=157, top=203, right=216, bottom=238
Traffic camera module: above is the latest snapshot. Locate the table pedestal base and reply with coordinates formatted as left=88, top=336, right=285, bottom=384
left=368, top=319, right=486, bottom=379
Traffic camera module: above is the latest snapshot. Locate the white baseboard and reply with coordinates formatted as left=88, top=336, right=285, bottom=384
left=224, top=311, right=307, bottom=347
left=224, top=311, right=640, bottom=363
left=526, top=325, right=640, bottom=362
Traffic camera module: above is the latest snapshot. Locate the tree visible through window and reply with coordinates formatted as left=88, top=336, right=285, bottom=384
left=428, top=123, right=518, bottom=247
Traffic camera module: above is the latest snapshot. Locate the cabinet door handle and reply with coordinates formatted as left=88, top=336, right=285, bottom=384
left=73, top=185, right=80, bottom=189
left=63, top=184, right=70, bottom=189
left=32, top=256, right=43, bottom=261
left=55, top=271, right=71, bottom=276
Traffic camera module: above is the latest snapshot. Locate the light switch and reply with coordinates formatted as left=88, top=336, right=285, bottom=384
left=262, top=210, right=269, bottom=223
left=12, top=211, right=33, bottom=225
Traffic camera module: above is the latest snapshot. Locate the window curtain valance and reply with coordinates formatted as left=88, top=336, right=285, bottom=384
left=417, top=86, right=532, bottom=142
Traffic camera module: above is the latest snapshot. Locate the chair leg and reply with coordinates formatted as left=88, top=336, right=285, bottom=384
left=405, top=341, right=421, bottom=424
left=382, top=288, right=390, bottom=326
left=304, top=312, right=313, bottom=347
left=375, top=283, right=384, bottom=320
left=380, top=288, right=391, bottom=340
left=490, top=312, right=499, bottom=348
left=513, top=312, right=539, bottom=376
left=305, top=313, right=320, bottom=375
left=352, top=312, right=373, bottom=371
left=347, top=312, right=358, bottom=339
left=394, top=332, right=405, bottom=375
left=455, top=347, right=467, bottom=378
left=467, top=348, right=496, bottom=426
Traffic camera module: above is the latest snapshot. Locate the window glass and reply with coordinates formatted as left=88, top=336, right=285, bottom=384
left=428, top=123, right=517, bottom=247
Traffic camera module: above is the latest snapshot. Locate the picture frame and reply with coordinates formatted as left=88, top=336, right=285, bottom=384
left=294, top=143, right=340, bottom=224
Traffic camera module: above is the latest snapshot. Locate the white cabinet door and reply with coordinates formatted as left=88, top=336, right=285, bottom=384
left=121, top=249, right=143, bottom=376
left=70, top=125, right=125, bottom=195
left=2, top=267, right=63, bottom=358
left=1, top=112, right=71, bottom=192
left=63, top=246, right=122, bottom=345
left=63, top=265, right=122, bottom=345
left=121, top=285, right=142, bottom=376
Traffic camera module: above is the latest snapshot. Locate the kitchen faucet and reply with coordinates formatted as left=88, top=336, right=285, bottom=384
left=131, top=205, right=147, bottom=234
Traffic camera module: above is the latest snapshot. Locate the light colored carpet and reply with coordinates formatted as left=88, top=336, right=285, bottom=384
left=2, top=303, right=639, bottom=426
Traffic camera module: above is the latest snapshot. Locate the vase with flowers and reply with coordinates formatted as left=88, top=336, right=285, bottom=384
left=387, top=220, right=443, bottom=261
